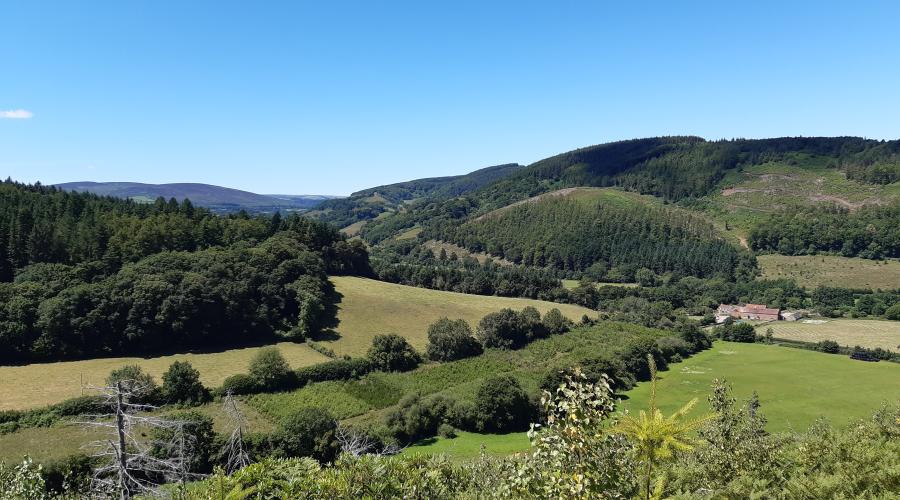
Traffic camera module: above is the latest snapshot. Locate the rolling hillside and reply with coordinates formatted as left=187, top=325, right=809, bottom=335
left=348, top=137, right=900, bottom=287
left=55, top=181, right=337, bottom=212
left=307, top=163, right=522, bottom=229
left=324, top=276, right=596, bottom=357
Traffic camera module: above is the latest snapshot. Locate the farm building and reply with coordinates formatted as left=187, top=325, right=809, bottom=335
left=716, top=303, right=781, bottom=323
left=780, top=310, right=805, bottom=321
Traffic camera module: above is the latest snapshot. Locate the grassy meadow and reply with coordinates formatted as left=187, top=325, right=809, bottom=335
left=760, top=318, right=900, bottom=352
left=757, top=254, right=900, bottom=289
left=0, top=343, right=330, bottom=411
left=326, top=276, right=596, bottom=357
left=619, top=341, right=900, bottom=433
left=402, top=431, right=531, bottom=459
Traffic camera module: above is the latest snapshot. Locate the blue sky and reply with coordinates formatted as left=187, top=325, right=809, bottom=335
left=2, top=1, right=900, bottom=195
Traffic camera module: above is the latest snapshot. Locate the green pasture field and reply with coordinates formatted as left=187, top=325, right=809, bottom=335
left=620, top=341, right=900, bottom=433
left=402, top=431, right=531, bottom=459
left=759, top=318, right=900, bottom=352
left=326, top=276, right=596, bottom=357
left=757, top=254, right=900, bottom=290
left=406, top=340, right=900, bottom=458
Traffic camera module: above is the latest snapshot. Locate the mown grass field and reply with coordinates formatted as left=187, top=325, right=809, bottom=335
left=620, top=341, right=900, bottom=433
left=402, top=431, right=531, bottom=459
left=759, top=318, right=900, bottom=352
left=0, top=343, right=329, bottom=411
left=757, top=254, right=900, bottom=290
left=326, top=276, right=596, bottom=357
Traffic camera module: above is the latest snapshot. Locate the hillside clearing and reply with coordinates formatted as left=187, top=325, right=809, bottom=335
left=703, top=157, right=900, bottom=233
left=760, top=318, right=900, bottom=352
left=757, top=254, right=900, bottom=289
left=326, top=276, right=596, bottom=357
left=0, top=343, right=329, bottom=411
left=620, top=341, right=900, bottom=433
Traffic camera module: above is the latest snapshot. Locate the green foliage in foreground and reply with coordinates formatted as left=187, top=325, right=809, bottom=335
left=177, top=379, right=899, bottom=499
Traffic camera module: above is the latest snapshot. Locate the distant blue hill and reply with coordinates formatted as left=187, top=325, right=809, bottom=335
left=54, top=182, right=340, bottom=213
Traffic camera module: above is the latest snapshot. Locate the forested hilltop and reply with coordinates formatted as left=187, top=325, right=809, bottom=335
left=0, top=180, right=369, bottom=363
left=328, top=136, right=899, bottom=294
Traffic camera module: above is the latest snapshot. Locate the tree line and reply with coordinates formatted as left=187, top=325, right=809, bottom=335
left=748, top=203, right=900, bottom=259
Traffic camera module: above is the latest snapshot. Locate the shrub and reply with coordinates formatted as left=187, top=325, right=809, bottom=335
left=655, top=336, right=693, bottom=362
left=620, top=337, right=666, bottom=381
left=476, top=309, right=528, bottom=349
left=249, top=347, right=296, bottom=391
left=425, top=318, right=483, bottom=362
left=472, top=375, right=533, bottom=433
left=270, top=407, right=338, bottom=462
left=385, top=394, right=457, bottom=444
left=817, top=339, right=841, bottom=354
left=40, top=453, right=94, bottom=495
left=151, top=410, right=216, bottom=474
left=161, top=361, right=210, bottom=406
left=676, top=322, right=711, bottom=351
left=438, top=423, right=457, bottom=439
left=51, top=395, right=109, bottom=416
left=295, top=358, right=373, bottom=386
left=542, top=355, right=637, bottom=393
left=106, top=365, right=159, bottom=403
left=367, top=334, right=422, bottom=372
left=542, top=308, right=573, bottom=335
left=716, top=322, right=757, bottom=343
left=885, top=303, right=900, bottom=321
left=220, top=373, right=259, bottom=395
left=520, top=306, right=548, bottom=340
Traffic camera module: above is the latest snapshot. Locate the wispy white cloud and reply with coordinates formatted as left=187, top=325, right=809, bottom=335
left=0, top=109, right=34, bottom=119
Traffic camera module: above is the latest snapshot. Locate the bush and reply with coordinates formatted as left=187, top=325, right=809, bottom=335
left=676, top=322, right=711, bottom=351
left=438, top=423, right=457, bottom=439
left=51, top=395, right=109, bottom=416
left=106, top=365, right=159, bottom=403
left=40, top=454, right=94, bottom=495
left=476, top=309, right=528, bottom=349
left=655, top=336, right=693, bottom=362
left=620, top=337, right=667, bottom=381
left=220, top=373, right=260, bottom=395
left=161, top=361, right=210, bottom=406
left=270, top=407, right=338, bottom=462
left=151, top=410, right=216, bottom=474
left=295, top=358, right=373, bottom=386
left=817, top=339, right=841, bottom=354
left=885, top=303, right=900, bottom=321
left=472, top=375, right=534, bottom=433
left=249, top=347, right=296, bottom=391
left=385, top=394, right=457, bottom=444
left=425, top=318, right=483, bottom=362
left=542, top=308, right=573, bottom=335
left=368, top=334, right=422, bottom=372
left=541, top=355, right=637, bottom=393
left=716, top=322, right=757, bottom=343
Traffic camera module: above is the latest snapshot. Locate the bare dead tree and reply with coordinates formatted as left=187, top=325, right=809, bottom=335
left=335, top=424, right=404, bottom=457
left=222, top=391, right=251, bottom=473
left=77, top=380, right=199, bottom=499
